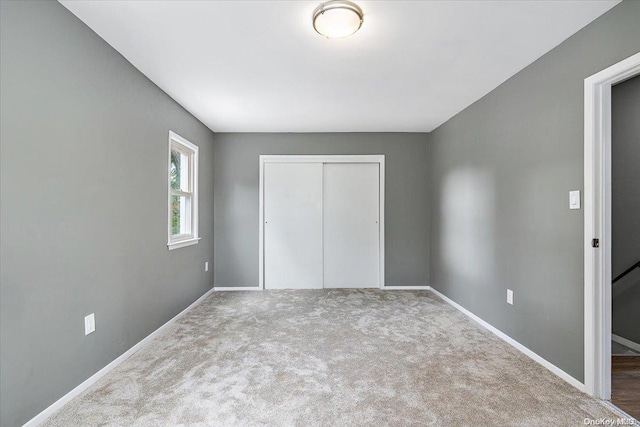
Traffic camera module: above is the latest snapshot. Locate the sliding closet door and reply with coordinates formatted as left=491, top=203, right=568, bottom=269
left=264, top=163, right=323, bottom=289
left=323, top=163, right=380, bottom=288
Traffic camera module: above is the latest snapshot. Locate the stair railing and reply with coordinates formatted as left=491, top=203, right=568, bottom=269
left=613, top=260, right=640, bottom=284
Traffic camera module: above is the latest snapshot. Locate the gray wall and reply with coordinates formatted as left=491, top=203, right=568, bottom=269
left=611, top=75, right=640, bottom=346
left=213, top=133, right=429, bottom=288
left=429, top=0, right=640, bottom=382
left=0, top=2, right=215, bottom=426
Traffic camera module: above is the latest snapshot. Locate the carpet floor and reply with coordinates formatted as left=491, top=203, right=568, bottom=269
left=43, top=290, right=623, bottom=426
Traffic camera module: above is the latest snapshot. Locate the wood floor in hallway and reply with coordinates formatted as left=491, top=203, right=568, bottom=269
left=611, top=355, right=640, bottom=420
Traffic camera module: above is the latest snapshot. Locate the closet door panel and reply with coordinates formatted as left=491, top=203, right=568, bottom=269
left=264, top=162, right=323, bottom=289
left=323, top=163, right=379, bottom=288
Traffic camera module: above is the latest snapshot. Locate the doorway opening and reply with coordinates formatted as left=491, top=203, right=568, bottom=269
left=584, top=52, right=640, bottom=419
left=609, top=72, right=640, bottom=419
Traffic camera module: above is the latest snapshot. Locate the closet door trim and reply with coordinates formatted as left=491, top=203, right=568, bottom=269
left=259, top=155, right=385, bottom=290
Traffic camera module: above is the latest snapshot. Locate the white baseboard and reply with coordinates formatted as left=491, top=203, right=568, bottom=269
left=612, top=333, right=640, bottom=353
left=602, top=401, right=640, bottom=425
left=23, top=287, right=216, bottom=427
left=214, top=286, right=431, bottom=291
left=428, top=287, right=586, bottom=393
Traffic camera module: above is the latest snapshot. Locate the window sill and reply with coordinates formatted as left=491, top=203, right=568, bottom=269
left=167, top=237, right=201, bottom=250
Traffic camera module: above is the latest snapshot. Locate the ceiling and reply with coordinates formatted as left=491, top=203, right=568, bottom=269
left=59, top=1, right=619, bottom=133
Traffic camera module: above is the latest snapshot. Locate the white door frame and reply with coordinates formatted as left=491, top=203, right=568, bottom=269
left=259, top=155, right=385, bottom=290
left=583, top=52, right=640, bottom=399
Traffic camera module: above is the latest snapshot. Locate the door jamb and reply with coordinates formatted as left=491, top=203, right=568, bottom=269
left=583, top=52, right=640, bottom=399
left=259, top=155, right=385, bottom=290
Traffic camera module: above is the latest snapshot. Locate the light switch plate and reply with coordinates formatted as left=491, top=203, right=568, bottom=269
left=569, top=190, right=581, bottom=210
left=84, top=313, right=95, bottom=335
left=507, top=289, right=514, bottom=305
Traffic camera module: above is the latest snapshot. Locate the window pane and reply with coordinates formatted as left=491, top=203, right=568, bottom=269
left=168, top=132, right=198, bottom=249
left=171, top=195, right=191, bottom=236
left=170, top=149, right=190, bottom=192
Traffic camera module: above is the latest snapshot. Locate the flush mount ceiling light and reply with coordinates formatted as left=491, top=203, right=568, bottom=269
left=312, top=0, right=364, bottom=39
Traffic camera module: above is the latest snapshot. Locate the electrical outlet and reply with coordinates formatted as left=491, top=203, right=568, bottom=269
left=507, top=289, right=514, bottom=305
left=84, top=313, right=95, bottom=335
left=205, top=262, right=209, bottom=272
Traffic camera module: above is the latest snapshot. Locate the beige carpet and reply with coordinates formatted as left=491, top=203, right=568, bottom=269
left=43, top=290, right=623, bottom=426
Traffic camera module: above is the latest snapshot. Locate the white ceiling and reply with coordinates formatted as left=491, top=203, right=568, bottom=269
left=59, top=0, right=619, bottom=133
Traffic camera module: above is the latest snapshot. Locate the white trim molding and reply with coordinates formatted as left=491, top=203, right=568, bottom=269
left=258, top=155, right=386, bottom=290
left=611, top=334, right=640, bottom=354
left=584, top=52, right=640, bottom=399
left=211, top=286, right=430, bottom=292
left=601, top=401, right=640, bottom=426
left=429, top=287, right=586, bottom=393
left=167, top=237, right=201, bottom=251
left=23, top=288, right=215, bottom=427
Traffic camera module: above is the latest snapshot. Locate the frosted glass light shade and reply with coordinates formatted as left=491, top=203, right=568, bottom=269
left=313, top=1, right=363, bottom=39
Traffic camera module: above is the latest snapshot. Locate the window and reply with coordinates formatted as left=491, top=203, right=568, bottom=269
left=167, top=131, right=199, bottom=250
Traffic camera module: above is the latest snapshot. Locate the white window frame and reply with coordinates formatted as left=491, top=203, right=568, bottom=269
left=167, top=131, right=200, bottom=250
